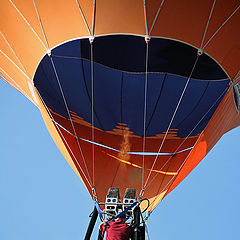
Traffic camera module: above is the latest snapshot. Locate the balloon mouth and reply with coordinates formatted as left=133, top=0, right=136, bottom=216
left=33, top=35, right=230, bottom=139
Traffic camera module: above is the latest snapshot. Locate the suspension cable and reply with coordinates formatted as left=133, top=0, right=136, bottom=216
left=90, top=0, right=96, bottom=191
left=92, top=0, right=96, bottom=36
left=90, top=40, right=95, bottom=187
left=141, top=38, right=150, bottom=191
left=143, top=0, right=149, bottom=36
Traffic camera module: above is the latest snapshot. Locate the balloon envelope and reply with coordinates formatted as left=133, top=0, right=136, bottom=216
left=0, top=0, right=240, bottom=211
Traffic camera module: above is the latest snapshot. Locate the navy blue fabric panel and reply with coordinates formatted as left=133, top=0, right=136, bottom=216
left=51, top=56, right=93, bottom=123
left=144, top=74, right=188, bottom=136
left=121, top=73, right=167, bottom=137
left=171, top=80, right=228, bottom=137
left=34, top=55, right=69, bottom=117
left=52, top=39, right=82, bottom=58
left=34, top=37, right=230, bottom=139
left=121, top=72, right=145, bottom=136
left=93, top=62, right=122, bottom=130
left=171, top=79, right=210, bottom=135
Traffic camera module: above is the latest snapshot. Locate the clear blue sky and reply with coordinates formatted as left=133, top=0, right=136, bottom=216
left=0, top=78, right=239, bottom=240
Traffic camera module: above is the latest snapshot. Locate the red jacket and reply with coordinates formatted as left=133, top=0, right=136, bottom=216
left=100, top=219, right=133, bottom=240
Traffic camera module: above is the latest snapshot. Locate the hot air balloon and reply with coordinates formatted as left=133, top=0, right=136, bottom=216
left=1, top=0, right=240, bottom=238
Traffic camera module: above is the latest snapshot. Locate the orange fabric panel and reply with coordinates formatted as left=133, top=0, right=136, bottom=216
left=32, top=0, right=90, bottom=48
left=76, top=0, right=94, bottom=35
left=0, top=72, right=31, bottom=101
left=166, top=87, right=240, bottom=196
left=0, top=32, right=27, bottom=75
left=36, top=91, right=84, bottom=184
left=0, top=52, right=35, bottom=103
left=201, top=0, right=239, bottom=50
left=203, top=0, right=240, bottom=79
left=94, top=0, right=146, bottom=35
left=220, top=45, right=240, bottom=80
left=9, top=0, right=47, bottom=47
left=49, top=109, right=197, bottom=155
left=148, top=0, right=213, bottom=47
left=0, top=0, right=46, bottom=78
left=202, top=89, right=240, bottom=150
left=55, top=120, right=194, bottom=205
left=0, top=31, right=35, bottom=102
left=48, top=109, right=198, bottom=204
